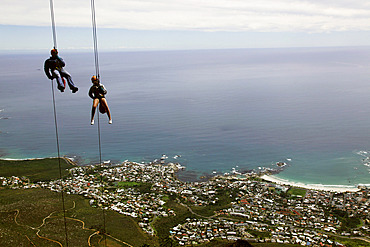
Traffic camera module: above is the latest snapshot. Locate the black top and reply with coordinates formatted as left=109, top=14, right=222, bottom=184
left=89, top=84, right=107, bottom=99
left=44, top=56, right=65, bottom=79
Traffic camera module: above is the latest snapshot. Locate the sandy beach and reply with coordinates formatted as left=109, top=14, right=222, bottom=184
left=261, top=175, right=361, bottom=193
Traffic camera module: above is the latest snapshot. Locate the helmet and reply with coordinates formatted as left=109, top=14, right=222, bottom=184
left=51, top=49, right=58, bottom=55
left=91, top=76, right=99, bottom=82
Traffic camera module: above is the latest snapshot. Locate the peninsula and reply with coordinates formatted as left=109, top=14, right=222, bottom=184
left=0, top=157, right=369, bottom=246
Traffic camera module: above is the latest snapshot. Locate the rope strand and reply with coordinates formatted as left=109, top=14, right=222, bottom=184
left=97, top=107, right=107, bottom=246
left=90, top=0, right=107, bottom=245
left=49, top=0, right=69, bottom=245
left=91, top=0, right=100, bottom=78
left=50, top=80, right=69, bottom=247
left=49, top=0, right=58, bottom=49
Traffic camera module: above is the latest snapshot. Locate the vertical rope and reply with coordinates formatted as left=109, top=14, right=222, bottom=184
left=91, top=0, right=100, bottom=78
left=49, top=0, right=57, bottom=49
left=49, top=0, right=68, bottom=245
left=90, top=0, right=107, bottom=245
left=97, top=109, right=103, bottom=174
left=97, top=106, right=107, bottom=246
left=50, top=80, right=69, bottom=247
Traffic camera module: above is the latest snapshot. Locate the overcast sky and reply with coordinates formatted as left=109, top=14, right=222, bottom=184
left=1, top=0, right=370, bottom=52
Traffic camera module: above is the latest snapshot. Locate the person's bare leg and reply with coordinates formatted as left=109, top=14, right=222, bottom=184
left=101, top=98, right=112, bottom=123
left=91, top=98, right=100, bottom=125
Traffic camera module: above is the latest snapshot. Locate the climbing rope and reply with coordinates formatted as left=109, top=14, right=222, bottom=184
left=90, top=0, right=107, bottom=245
left=49, top=0, right=58, bottom=49
left=49, top=0, right=69, bottom=246
left=50, top=77, right=69, bottom=247
left=91, top=0, right=100, bottom=78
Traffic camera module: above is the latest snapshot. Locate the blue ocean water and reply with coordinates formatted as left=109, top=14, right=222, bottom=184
left=1, top=47, right=369, bottom=186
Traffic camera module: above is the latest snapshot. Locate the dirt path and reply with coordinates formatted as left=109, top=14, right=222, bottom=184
left=2, top=199, right=134, bottom=246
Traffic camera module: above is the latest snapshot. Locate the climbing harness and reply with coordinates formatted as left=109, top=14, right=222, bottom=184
left=48, top=0, right=69, bottom=245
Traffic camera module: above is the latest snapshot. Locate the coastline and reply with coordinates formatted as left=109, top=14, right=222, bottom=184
left=0, top=157, right=57, bottom=161
left=261, top=174, right=361, bottom=193
left=1, top=157, right=367, bottom=192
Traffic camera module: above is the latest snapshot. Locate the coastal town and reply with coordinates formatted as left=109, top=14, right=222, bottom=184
left=0, top=157, right=369, bottom=246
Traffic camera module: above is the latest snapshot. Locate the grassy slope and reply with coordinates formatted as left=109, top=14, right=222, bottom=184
left=0, top=158, right=73, bottom=182
left=0, top=188, right=158, bottom=246
left=0, top=158, right=158, bottom=246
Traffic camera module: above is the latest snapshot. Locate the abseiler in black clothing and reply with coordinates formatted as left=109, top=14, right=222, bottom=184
left=44, top=49, right=78, bottom=93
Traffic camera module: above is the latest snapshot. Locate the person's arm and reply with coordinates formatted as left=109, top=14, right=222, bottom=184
left=99, top=84, right=107, bottom=95
left=44, top=60, right=53, bottom=79
left=56, top=56, right=66, bottom=67
left=88, top=86, right=95, bottom=99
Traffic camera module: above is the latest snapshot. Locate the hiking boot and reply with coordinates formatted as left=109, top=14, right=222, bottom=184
left=58, top=85, right=65, bottom=92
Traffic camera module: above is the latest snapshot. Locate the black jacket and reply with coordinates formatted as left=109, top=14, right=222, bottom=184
left=89, top=84, right=107, bottom=99
left=44, top=56, right=65, bottom=79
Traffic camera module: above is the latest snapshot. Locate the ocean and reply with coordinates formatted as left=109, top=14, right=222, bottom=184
left=1, top=47, right=370, bottom=187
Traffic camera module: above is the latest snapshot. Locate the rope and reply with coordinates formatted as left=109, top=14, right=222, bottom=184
left=50, top=81, right=69, bottom=247
left=90, top=0, right=107, bottom=245
left=97, top=112, right=107, bottom=246
left=97, top=111, right=103, bottom=172
left=49, top=0, right=58, bottom=49
left=49, top=0, right=68, bottom=245
left=91, top=0, right=100, bottom=78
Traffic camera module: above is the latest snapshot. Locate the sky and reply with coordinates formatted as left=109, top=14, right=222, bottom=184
left=1, top=0, right=370, bottom=52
